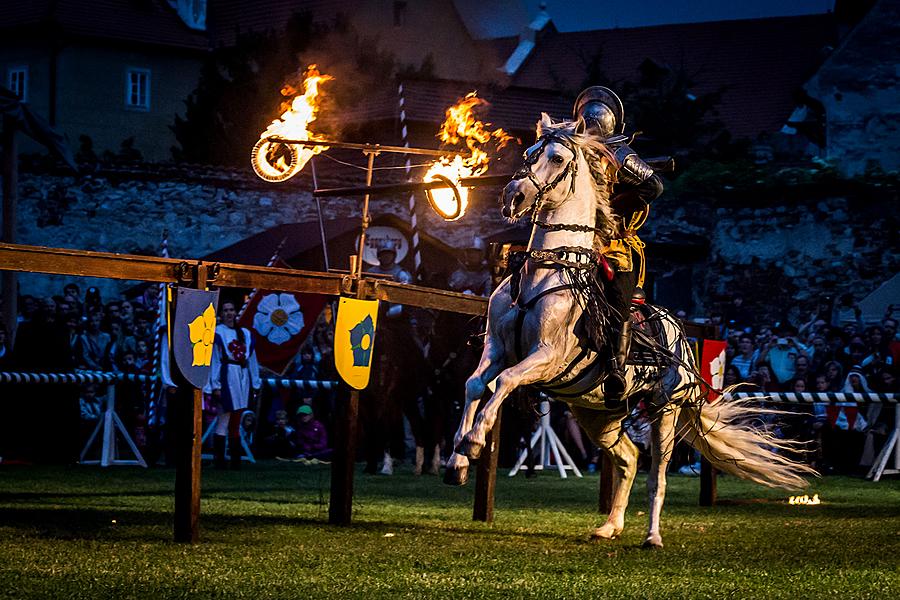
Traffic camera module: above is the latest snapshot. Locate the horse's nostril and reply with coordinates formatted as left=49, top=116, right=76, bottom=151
left=513, top=192, right=526, bottom=208
left=501, top=205, right=511, bottom=218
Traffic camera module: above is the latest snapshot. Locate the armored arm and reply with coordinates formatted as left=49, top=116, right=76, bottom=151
left=613, top=145, right=664, bottom=203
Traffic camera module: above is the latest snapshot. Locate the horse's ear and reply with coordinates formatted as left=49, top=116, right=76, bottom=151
left=538, top=112, right=552, bottom=134
left=574, top=116, right=586, bottom=136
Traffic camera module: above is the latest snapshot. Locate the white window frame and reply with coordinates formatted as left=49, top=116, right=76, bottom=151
left=124, top=68, right=151, bottom=111
left=8, top=66, right=28, bottom=102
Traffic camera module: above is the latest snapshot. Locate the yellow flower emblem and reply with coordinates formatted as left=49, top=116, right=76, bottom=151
left=188, top=303, right=217, bottom=367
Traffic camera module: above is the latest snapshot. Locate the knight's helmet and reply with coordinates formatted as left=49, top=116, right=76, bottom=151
left=572, top=86, right=625, bottom=139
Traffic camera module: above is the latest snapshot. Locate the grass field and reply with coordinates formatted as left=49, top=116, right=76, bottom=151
left=1, top=462, right=898, bottom=599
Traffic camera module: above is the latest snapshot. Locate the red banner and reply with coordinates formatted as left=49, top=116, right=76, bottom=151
left=238, top=291, right=328, bottom=375
left=700, top=339, right=728, bottom=403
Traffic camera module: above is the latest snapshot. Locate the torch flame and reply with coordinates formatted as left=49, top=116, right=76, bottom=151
left=251, top=65, right=332, bottom=182
left=788, top=494, right=821, bottom=505
left=424, top=92, right=513, bottom=220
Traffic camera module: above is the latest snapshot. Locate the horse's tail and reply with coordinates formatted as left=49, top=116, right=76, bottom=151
left=677, top=389, right=818, bottom=490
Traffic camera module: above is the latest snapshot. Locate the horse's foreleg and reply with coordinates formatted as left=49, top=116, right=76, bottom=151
left=459, top=348, right=560, bottom=459
left=570, top=406, right=638, bottom=540
left=644, top=404, right=679, bottom=549
left=444, top=340, right=504, bottom=485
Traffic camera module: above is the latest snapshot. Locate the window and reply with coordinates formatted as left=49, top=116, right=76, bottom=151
left=125, top=68, right=150, bottom=110
left=8, top=66, right=27, bottom=102
left=393, top=1, right=407, bottom=27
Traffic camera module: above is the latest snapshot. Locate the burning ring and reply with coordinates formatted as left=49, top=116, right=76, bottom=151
left=424, top=174, right=464, bottom=221
left=251, top=138, right=303, bottom=182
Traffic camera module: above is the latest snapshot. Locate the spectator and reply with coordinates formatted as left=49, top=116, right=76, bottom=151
left=749, top=365, right=779, bottom=392
left=291, top=404, right=330, bottom=461
left=823, top=361, right=844, bottom=392
left=261, top=409, right=296, bottom=459
left=724, top=364, right=741, bottom=387
left=83, top=286, right=103, bottom=318
left=208, top=300, right=261, bottom=470
left=842, top=369, right=871, bottom=394
left=758, top=328, right=807, bottom=384
left=74, top=311, right=111, bottom=371
left=730, top=334, right=759, bottom=380
left=794, top=355, right=811, bottom=382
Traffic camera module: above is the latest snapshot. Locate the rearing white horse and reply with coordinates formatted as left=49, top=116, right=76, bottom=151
left=445, top=116, right=816, bottom=548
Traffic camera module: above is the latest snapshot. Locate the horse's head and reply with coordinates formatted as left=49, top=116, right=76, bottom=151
left=500, top=114, right=589, bottom=220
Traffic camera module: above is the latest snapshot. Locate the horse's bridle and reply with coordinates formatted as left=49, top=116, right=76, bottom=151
left=508, top=133, right=603, bottom=272
left=512, top=133, right=580, bottom=215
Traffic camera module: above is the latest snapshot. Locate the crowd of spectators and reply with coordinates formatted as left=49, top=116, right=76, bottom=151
left=714, top=293, right=899, bottom=474
left=0, top=283, right=163, bottom=464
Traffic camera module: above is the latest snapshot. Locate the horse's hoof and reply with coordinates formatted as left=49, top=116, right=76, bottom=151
left=641, top=535, right=664, bottom=549
left=590, top=525, right=621, bottom=540
left=455, top=436, right=484, bottom=460
left=443, top=466, right=469, bottom=486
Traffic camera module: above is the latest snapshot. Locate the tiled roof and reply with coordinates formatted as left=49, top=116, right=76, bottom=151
left=0, top=0, right=209, bottom=50
left=509, top=15, right=838, bottom=139
left=209, top=0, right=356, bottom=47
left=330, top=78, right=572, bottom=135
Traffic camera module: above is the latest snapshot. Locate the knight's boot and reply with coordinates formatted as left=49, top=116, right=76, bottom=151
left=229, top=437, right=242, bottom=470
left=413, top=446, right=425, bottom=476
left=604, top=319, right=632, bottom=410
left=213, top=434, right=227, bottom=470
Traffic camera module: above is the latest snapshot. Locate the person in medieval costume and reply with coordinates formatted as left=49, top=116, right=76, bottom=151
left=572, top=86, right=665, bottom=406
left=209, top=300, right=261, bottom=469
left=448, top=237, right=492, bottom=297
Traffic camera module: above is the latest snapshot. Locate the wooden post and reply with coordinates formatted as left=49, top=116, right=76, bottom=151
left=473, top=406, right=502, bottom=522
left=598, top=453, right=614, bottom=514
left=329, top=279, right=367, bottom=525
left=173, top=263, right=207, bottom=543
left=700, top=458, right=717, bottom=506
left=1, top=116, right=17, bottom=342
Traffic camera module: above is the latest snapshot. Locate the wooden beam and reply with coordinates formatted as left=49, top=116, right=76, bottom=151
left=212, top=262, right=345, bottom=296
left=372, top=280, right=487, bottom=316
left=0, top=243, right=182, bottom=283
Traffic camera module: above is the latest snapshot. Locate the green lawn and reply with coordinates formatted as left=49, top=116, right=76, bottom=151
left=0, top=462, right=897, bottom=599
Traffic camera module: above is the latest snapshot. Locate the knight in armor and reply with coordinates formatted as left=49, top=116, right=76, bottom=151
left=367, top=244, right=413, bottom=285
left=572, top=86, right=665, bottom=406
left=448, top=237, right=491, bottom=297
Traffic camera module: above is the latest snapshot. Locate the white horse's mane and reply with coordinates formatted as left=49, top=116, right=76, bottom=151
left=535, top=114, right=616, bottom=243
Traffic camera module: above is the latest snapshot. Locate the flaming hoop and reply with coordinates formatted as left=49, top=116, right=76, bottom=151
left=251, top=65, right=332, bottom=182
left=423, top=92, right=513, bottom=221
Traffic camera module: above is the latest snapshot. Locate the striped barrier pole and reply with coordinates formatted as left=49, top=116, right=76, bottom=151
left=398, top=81, right=423, bottom=281
left=0, top=370, right=337, bottom=390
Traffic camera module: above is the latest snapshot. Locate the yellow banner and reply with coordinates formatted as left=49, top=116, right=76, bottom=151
left=334, top=297, right=379, bottom=390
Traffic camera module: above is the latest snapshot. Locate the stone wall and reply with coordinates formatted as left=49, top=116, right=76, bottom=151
left=9, top=166, right=899, bottom=328
left=11, top=166, right=512, bottom=301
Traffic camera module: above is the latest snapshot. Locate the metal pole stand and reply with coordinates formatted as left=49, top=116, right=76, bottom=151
left=509, top=399, right=582, bottom=478
left=867, top=404, right=900, bottom=481
left=79, top=386, right=147, bottom=467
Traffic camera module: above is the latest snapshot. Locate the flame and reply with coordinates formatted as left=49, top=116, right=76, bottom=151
left=424, top=92, right=513, bottom=220
left=788, top=494, right=821, bottom=505
left=251, top=65, right=332, bottom=182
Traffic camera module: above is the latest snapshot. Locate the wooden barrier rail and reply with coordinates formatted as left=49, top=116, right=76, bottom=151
left=0, top=242, right=492, bottom=541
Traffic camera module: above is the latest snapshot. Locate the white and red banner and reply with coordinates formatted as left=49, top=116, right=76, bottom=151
left=700, top=339, right=728, bottom=403
left=238, top=291, right=328, bottom=375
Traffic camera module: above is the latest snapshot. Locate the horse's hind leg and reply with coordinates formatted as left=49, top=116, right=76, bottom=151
left=570, top=406, right=638, bottom=540
left=644, top=402, right=680, bottom=549
left=444, top=337, right=504, bottom=485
